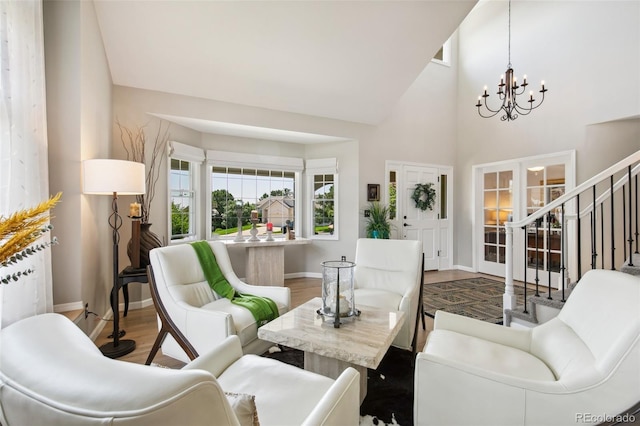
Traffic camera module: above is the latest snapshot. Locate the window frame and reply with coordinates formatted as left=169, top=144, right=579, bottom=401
left=306, top=158, right=339, bottom=241
left=167, top=142, right=204, bottom=244
left=205, top=150, right=304, bottom=241
left=431, top=37, right=451, bottom=66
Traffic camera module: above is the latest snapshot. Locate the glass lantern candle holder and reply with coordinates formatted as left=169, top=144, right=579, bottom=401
left=318, top=258, right=359, bottom=328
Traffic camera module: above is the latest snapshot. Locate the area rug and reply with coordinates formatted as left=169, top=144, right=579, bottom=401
left=264, top=345, right=413, bottom=426
left=423, top=277, right=526, bottom=324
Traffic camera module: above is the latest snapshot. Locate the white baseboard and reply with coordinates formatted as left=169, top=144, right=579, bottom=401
left=125, top=297, right=154, bottom=312
left=285, top=271, right=322, bottom=279
left=453, top=264, right=476, bottom=273
left=53, top=301, right=84, bottom=313
left=90, top=311, right=110, bottom=341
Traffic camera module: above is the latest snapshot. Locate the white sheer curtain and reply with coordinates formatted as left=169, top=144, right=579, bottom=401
left=0, top=0, right=53, bottom=328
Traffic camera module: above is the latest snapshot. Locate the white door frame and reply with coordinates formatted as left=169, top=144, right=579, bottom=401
left=472, top=150, right=576, bottom=283
left=385, top=160, right=454, bottom=270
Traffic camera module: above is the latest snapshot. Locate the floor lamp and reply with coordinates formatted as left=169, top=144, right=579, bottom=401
left=83, top=159, right=145, bottom=358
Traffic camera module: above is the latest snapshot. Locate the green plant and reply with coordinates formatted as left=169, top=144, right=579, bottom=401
left=365, top=202, right=391, bottom=239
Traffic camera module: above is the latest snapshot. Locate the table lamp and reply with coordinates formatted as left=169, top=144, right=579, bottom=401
left=83, top=159, right=145, bottom=358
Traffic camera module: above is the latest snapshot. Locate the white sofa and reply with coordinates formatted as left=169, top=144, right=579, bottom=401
left=0, top=313, right=360, bottom=426
left=353, top=238, right=423, bottom=350
left=149, top=241, right=291, bottom=362
left=414, top=269, right=640, bottom=425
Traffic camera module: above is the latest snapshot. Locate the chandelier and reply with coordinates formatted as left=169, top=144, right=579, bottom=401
left=476, top=0, right=547, bottom=121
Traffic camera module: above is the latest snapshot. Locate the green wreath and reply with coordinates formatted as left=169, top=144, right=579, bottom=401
left=411, top=183, right=436, bottom=211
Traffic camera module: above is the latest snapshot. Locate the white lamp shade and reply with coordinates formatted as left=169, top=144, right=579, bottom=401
left=82, top=159, right=146, bottom=195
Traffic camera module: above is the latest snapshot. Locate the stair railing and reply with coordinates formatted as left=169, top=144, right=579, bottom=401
left=503, top=150, right=640, bottom=323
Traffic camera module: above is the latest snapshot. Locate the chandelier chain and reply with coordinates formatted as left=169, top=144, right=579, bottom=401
left=508, top=0, right=511, bottom=68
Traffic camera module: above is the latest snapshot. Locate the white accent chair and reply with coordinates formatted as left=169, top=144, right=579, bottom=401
left=353, top=238, right=423, bottom=351
left=0, top=313, right=360, bottom=426
left=414, top=269, right=640, bottom=425
left=148, top=241, right=290, bottom=363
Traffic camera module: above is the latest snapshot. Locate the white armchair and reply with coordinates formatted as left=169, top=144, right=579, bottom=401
left=353, top=238, right=423, bottom=351
left=0, top=313, right=360, bottom=426
left=414, top=269, right=640, bottom=425
left=148, top=241, right=290, bottom=363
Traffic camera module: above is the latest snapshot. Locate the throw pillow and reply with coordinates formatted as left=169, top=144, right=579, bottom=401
left=225, top=392, right=260, bottom=426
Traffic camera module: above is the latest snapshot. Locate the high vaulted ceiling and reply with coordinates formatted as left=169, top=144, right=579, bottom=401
left=94, top=1, right=477, bottom=127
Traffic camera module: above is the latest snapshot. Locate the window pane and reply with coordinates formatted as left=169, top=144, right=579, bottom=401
left=440, top=174, right=447, bottom=219
left=211, top=165, right=296, bottom=237
left=313, top=174, right=334, bottom=236
left=389, top=170, right=397, bottom=220
left=170, top=159, right=194, bottom=241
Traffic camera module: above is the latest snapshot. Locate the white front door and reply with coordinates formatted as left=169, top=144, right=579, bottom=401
left=400, top=165, right=446, bottom=270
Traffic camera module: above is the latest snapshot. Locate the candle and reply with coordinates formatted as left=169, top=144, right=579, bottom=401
left=266, top=222, right=273, bottom=231
left=251, top=210, right=258, bottom=220
left=129, top=202, right=141, bottom=218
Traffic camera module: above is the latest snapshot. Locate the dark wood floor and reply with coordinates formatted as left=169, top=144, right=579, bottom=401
left=93, top=270, right=493, bottom=368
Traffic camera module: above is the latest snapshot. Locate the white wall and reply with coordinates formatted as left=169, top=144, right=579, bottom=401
left=45, top=0, right=115, bottom=325
left=360, top=33, right=461, bottom=213
left=112, top=86, right=369, bottom=279
left=454, top=0, right=640, bottom=268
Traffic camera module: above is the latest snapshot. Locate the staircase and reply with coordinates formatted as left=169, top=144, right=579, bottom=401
left=503, top=150, right=640, bottom=327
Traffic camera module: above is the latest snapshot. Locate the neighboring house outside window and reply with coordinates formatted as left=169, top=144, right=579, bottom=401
left=257, top=195, right=294, bottom=228
left=206, top=151, right=303, bottom=239
left=168, top=142, right=204, bottom=242
left=307, top=158, right=338, bottom=240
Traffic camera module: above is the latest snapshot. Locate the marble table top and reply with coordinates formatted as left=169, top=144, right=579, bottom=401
left=258, top=297, right=405, bottom=369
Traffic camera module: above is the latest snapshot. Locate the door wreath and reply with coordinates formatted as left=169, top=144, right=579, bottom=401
left=411, top=183, right=436, bottom=211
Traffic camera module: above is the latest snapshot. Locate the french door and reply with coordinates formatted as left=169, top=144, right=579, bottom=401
left=474, top=151, right=575, bottom=285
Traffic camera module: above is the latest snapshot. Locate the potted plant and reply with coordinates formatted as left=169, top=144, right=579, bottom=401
left=365, top=202, right=391, bottom=239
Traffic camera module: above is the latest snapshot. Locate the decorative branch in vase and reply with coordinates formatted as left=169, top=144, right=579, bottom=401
left=117, top=119, right=170, bottom=267
left=117, top=119, right=170, bottom=224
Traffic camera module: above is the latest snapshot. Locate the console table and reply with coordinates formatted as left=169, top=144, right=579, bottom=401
left=112, top=266, right=149, bottom=317
left=225, top=238, right=311, bottom=286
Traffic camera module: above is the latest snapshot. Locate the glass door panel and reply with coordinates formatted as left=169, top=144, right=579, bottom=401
left=526, top=165, right=565, bottom=277
left=483, top=171, right=512, bottom=265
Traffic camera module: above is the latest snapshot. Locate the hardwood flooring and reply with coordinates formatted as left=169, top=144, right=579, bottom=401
left=93, top=270, right=495, bottom=368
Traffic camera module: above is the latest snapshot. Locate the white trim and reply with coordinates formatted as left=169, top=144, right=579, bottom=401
left=169, top=141, right=205, bottom=163
left=207, top=150, right=304, bottom=172
left=453, top=264, right=477, bottom=273
left=53, top=301, right=84, bottom=313
left=306, top=158, right=338, bottom=174
left=168, top=157, right=201, bottom=243
left=431, top=36, right=451, bottom=66
left=307, top=162, right=338, bottom=241
left=472, top=150, right=576, bottom=281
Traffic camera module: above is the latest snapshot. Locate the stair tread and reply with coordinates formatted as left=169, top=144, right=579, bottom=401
left=621, top=254, right=640, bottom=275
left=506, top=282, right=577, bottom=325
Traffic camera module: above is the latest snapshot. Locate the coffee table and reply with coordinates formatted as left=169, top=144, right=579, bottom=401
left=258, top=297, right=405, bottom=403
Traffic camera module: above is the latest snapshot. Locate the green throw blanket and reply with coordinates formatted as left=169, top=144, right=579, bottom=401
left=190, top=241, right=279, bottom=326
